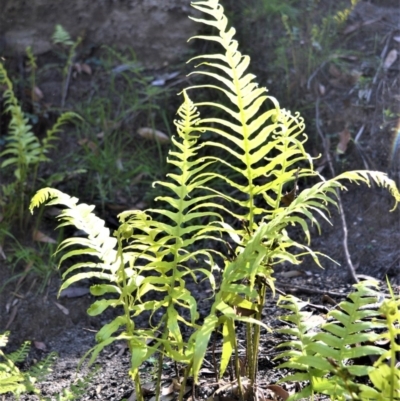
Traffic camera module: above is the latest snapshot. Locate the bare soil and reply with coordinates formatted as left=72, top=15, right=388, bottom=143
left=1, top=1, right=400, bottom=400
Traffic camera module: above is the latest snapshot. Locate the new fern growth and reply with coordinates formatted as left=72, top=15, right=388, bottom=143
left=275, top=280, right=400, bottom=401
left=0, top=331, right=56, bottom=398
left=29, top=1, right=400, bottom=400
left=0, top=62, right=79, bottom=227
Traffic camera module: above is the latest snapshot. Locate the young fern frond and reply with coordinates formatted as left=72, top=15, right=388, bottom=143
left=276, top=280, right=396, bottom=400
left=52, top=24, right=74, bottom=46
left=0, top=62, right=78, bottom=179
left=0, top=331, right=56, bottom=398
left=359, top=282, right=400, bottom=400
left=117, top=90, right=224, bottom=365
left=274, top=296, right=325, bottom=400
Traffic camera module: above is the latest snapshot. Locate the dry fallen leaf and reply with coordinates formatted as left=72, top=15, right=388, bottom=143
left=266, top=384, right=290, bottom=400
left=74, top=63, right=82, bottom=74
left=235, top=305, right=257, bottom=317
left=32, top=229, right=57, bottom=244
left=343, top=21, right=362, bottom=35
left=383, top=49, right=398, bottom=70
left=280, top=270, right=303, bottom=278
left=336, top=127, right=351, bottom=154
left=59, top=286, right=90, bottom=298
left=32, top=86, right=44, bottom=101
left=328, top=64, right=342, bottom=78
left=138, top=127, right=170, bottom=144
left=33, top=341, right=47, bottom=351
left=81, top=63, right=92, bottom=75
left=54, top=301, right=69, bottom=315
left=78, top=138, right=99, bottom=154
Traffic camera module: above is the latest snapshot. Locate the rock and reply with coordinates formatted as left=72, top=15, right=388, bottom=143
left=0, top=0, right=198, bottom=68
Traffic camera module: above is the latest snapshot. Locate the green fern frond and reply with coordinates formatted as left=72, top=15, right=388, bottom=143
left=30, top=187, right=119, bottom=277
left=52, top=24, right=74, bottom=46
left=274, top=295, right=325, bottom=400
left=0, top=332, right=56, bottom=398
left=188, top=2, right=316, bottom=234
left=276, top=280, right=393, bottom=400
left=6, top=341, right=30, bottom=365
left=0, top=62, right=79, bottom=184
left=335, top=170, right=400, bottom=211
left=358, top=281, right=400, bottom=400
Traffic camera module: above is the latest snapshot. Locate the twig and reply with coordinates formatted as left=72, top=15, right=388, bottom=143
left=315, top=97, right=359, bottom=284
left=61, top=63, right=73, bottom=109
left=276, top=281, right=349, bottom=298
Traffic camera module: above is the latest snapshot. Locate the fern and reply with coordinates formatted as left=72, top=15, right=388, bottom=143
left=0, top=331, right=56, bottom=398
left=0, top=62, right=79, bottom=227
left=30, top=91, right=224, bottom=400
left=275, top=280, right=400, bottom=400
left=52, top=25, right=74, bottom=46
left=359, top=281, right=400, bottom=401
left=29, top=0, right=400, bottom=399
left=182, top=1, right=400, bottom=390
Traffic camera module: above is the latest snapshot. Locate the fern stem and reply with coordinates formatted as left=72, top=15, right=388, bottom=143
left=250, top=281, right=266, bottom=386
left=245, top=322, right=253, bottom=378
left=155, top=346, right=164, bottom=401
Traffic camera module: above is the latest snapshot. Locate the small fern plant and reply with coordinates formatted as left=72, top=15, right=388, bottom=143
left=30, top=0, right=400, bottom=400
left=51, top=24, right=82, bottom=107
left=275, top=279, right=400, bottom=400
left=0, top=62, right=78, bottom=228
left=0, top=331, right=56, bottom=399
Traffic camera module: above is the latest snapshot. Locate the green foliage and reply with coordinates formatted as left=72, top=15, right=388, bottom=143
left=0, top=229, right=57, bottom=294
left=72, top=45, right=172, bottom=205
left=51, top=24, right=82, bottom=107
left=275, top=279, right=400, bottom=400
left=225, top=0, right=361, bottom=107
left=0, top=331, right=56, bottom=398
left=0, top=331, right=98, bottom=400
left=52, top=25, right=74, bottom=47
left=0, top=61, right=79, bottom=228
left=29, top=0, right=400, bottom=400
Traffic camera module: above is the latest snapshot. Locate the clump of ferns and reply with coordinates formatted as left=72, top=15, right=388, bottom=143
left=0, top=62, right=78, bottom=229
left=29, top=0, right=400, bottom=400
left=275, top=279, right=400, bottom=400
